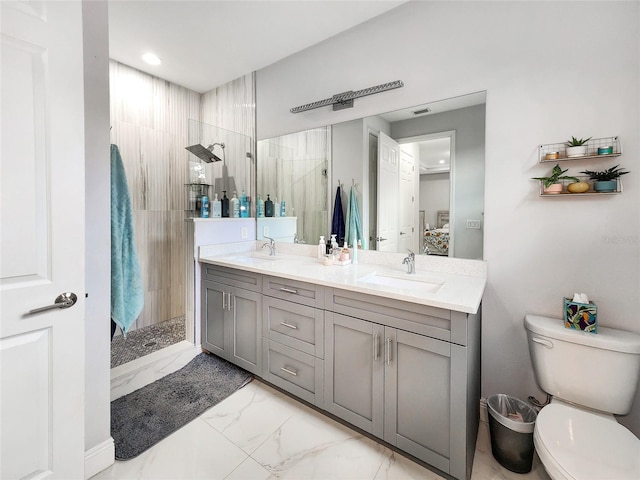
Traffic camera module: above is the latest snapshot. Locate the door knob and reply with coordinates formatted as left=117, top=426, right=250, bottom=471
left=376, top=237, right=388, bottom=242
left=28, top=292, right=78, bottom=314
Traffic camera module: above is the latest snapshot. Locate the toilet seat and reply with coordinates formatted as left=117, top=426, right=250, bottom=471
left=534, top=403, right=640, bottom=480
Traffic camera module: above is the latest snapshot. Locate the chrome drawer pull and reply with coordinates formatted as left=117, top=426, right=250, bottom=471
left=280, top=287, right=298, bottom=294
left=280, top=321, right=298, bottom=330
left=386, top=337, right=393, bottom=366
left=280, top=366, right=298, bottom=376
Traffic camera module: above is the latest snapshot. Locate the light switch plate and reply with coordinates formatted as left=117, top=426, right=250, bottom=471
left=466, top=220, right=481, bottom=229
left=241, top=227, right=248, bottom=239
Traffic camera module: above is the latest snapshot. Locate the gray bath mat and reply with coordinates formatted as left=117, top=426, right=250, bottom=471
left=111, top=352, right=252, bottom=459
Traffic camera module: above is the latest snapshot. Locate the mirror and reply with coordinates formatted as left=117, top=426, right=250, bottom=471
left=256, top=91, right=485, bottom=259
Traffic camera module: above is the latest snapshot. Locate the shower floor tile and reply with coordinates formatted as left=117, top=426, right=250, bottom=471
left=111, top=316, right=186, bottom=368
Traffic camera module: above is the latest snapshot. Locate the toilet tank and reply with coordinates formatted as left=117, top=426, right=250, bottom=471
left=524, top=314, right=640, bottom=415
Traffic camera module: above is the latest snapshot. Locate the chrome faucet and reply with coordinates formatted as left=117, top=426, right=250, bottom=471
left=262, top=236, right=276, bottom=256
left=402, top=249, right=415, bottom=274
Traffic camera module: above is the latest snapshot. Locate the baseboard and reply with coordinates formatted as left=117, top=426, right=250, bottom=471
left=479, top=397, right=488, bottom=424
left=84, top=437, right=115, bottom=479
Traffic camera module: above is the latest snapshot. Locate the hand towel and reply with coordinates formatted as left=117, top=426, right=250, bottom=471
left=331, top=186, right=345, bottom=245
left=345, top=185, right=366, bottom=249
left=111, top=144, right=144, bottom=335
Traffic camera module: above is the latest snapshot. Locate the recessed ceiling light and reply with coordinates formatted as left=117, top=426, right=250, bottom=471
left=142, top=52, right=161, bottom=66
left=439, top=159, right=446, bottom=164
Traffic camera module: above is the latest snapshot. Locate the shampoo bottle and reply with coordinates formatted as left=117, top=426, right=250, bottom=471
left=212, top=193, right=221, bottom=218
left=240, top=189, right=249, bottom=218
left=221, top=191, right=229, bottom=218
left=257, top=194, right=265, bottom=217
left=200, top=195, right=209, bottom=218
left=265, top=194, right=274, bottom=217
left=280, top=199, right=286, bottom=217
left=318, top=236, right=326, bottom=260
left=231, top=191, right=240, bottom=218
left=274, top=197, right=281, bottom=217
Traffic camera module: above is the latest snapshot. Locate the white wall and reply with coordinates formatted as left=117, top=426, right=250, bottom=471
left=420, top=173, right=450, bottom=228
left=256, top=1, right=640, bottom=434
left=83, top=0, right=112, bottom=459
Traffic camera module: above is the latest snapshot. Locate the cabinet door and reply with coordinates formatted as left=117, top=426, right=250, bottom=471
left=324, top=312, right=384, bottom=437
left=202, top=280, right=231, bottom=360
left=229, top=286, right=262, bottom=375
left=384, top=328, right=452, bottom=474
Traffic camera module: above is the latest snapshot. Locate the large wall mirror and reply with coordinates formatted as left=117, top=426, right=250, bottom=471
left=257, top=91, right=485, bottom=259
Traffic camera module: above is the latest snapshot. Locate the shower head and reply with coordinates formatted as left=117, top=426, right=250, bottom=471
left=185, top=142, right=225, bottom=163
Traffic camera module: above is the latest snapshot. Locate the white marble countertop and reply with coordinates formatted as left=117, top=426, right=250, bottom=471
left=199, top=243, right=486, bottom=314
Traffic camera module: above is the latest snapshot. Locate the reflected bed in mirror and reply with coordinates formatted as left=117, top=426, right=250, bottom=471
left=257, top=91, right=485, bottom=259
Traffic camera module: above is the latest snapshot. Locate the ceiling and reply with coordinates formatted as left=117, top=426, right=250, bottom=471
left=108, top=0, right=406, bottom=93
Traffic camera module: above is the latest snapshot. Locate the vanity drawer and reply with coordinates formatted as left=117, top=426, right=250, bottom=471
left=262, top=339, right=324, bottom=407
left=202, top=264, right=262, bottom=292
left=263, top=275, right=324, bottom=308
left=326, top=287, right=469, bottom=345
left=263, top=296, right=324, bottom=358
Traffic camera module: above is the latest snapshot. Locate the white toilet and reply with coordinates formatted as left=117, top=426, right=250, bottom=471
left=524, top=314, right=640, bottom=480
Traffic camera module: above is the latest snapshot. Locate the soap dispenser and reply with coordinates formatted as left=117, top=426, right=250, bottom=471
left=211, top=193, right=221, bottom=218
left=318, top=236, right=326, bottom=260
left=265, top=194, right=274, bottom=217
left=231, top=191, right=240, bottom=218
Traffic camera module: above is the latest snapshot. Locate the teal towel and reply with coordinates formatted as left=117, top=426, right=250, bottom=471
left=111, top=144, right=143, bottom=335
left=345, top=186, right=366, bottom=249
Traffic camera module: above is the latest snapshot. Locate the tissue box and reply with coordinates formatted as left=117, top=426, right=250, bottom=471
left=564, top=297, right=597, bottom=333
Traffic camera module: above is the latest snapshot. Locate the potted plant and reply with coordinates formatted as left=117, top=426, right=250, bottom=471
left=565, top=136, right=591, bottom=157
left=532, top=164, right=578, bottom=194
left=580, top=164, right=629, bottom=193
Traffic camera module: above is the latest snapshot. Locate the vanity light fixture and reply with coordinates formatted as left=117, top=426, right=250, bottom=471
left=290, top=80, right=404, bottom=114
left=142, top=52, right=162, bottom=65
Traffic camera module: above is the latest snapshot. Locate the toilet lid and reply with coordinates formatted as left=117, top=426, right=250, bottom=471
left=535, top=403, right=640, bottom=480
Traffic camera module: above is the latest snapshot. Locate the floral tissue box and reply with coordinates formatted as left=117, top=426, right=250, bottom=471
left=564, top=297, right=597, bottom=333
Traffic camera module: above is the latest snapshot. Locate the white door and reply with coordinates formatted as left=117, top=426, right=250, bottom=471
left=1, top=2, right=86, bottom=479
left=376, top=132, right=399, bottom=252
left=398, top=148, right=415, bottom=253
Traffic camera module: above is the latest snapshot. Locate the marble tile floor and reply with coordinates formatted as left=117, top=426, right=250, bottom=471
left=93, top=378, right=550, bottom=480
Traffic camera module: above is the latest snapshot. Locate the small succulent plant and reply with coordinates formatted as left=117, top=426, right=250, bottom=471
left=532, top=164, right=579, bottom=188
left=565, top=136, right=592, bottom=147
left=580, top=164, right=630, bottom=181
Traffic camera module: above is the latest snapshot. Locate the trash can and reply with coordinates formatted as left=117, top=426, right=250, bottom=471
left=487, top=394, right=538, bottom=473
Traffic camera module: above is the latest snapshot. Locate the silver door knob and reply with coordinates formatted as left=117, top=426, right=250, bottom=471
left=28, top=292, right=78, bottom=314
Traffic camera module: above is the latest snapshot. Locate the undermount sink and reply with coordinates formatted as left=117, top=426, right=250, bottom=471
left=230, top=255, right=277, bottom=265
left=359, top=272, right=443, bottom=293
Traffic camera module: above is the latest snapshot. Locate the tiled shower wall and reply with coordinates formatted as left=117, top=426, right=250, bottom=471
left=109, top=61, right=255, bottom=332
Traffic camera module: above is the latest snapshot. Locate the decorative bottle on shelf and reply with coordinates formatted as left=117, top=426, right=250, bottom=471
left=265, top=194, right=274, bottom=217
left=231, top=191, right=240, bottom=218
left=240, top=189, right=249, bottom=218
left=200, top=195, right=209, bottom=218
left=274, top=197, right=281, bottom=217
left=211, top=193, right=221, bottom=218
left=257, top=194, right=265, bottom=217
left=221, top=191, right=229, bottom=218
left=318, top=236, right=326, bottom=260
left=280, top=199, right=286, bottom=217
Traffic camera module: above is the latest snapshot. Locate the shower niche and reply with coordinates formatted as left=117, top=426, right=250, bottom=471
left=185, top=119, right=255, bottom=218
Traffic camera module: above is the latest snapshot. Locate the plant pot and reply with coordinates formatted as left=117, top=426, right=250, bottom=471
left=566, top=145, right=587, bottom=157
left=567, top=181, right=590, bottom=193
left=594, top=180, right=617, bottom=193
left=543, top=183, right=563, bottom=194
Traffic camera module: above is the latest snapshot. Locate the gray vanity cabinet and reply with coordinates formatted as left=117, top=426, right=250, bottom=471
left=324, top=287, right=480, bottom=480
left=201, top=266, right=262, bottom=376
left=261, top=277, right=325, bottom=407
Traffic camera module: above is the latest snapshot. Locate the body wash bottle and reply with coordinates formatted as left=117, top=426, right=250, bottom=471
left=240, top=189, right=249, bottom=218
left=212, top=193, right=221, bottom=218
left=257, top=194, right=264, bottom=217
left=231, top=191, right=240, bottom=218
left=200, top=195, right=209, bottom=218
left=221, top=191, right=229, bottom=217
